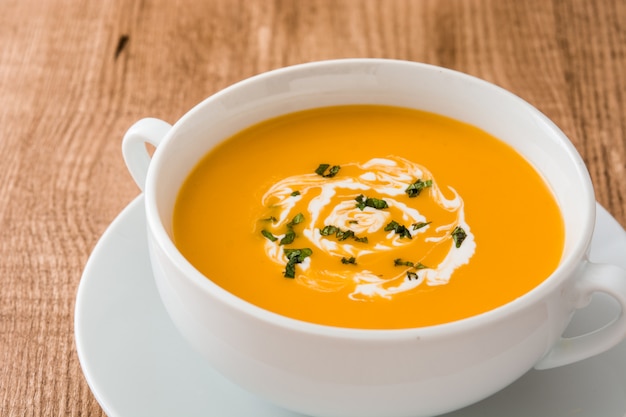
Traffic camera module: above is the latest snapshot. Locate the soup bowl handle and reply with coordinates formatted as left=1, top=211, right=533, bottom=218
left=122, top=117, right=172, bottom=191
left=534, top=261, right=626, bottom=370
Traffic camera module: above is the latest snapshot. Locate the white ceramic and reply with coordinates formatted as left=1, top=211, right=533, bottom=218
left=120, top=59, right=626, bottom=417
left=74, top=197, right=626, bottom=417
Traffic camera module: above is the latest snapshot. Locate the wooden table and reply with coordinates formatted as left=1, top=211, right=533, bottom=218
left=1, top=0, right=624, bottom=415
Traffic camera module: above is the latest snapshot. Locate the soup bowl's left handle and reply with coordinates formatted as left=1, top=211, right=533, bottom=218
left=122, top=118, right=173, bottom=191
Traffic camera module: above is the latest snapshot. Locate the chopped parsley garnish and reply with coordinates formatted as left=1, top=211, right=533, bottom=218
left=320, top=225, right=339, bottom=236
left=261, top=230, right=278, bottom=242
left=279, top=213, right=305, bottom=245
left=284, top=248, right=312, bottom=261
left=411, top=221, right=432, bottom=230
left=341, top=257, right=356, bottom=265
left=405, top=179, right=433, bottom=198
left=288, top=212, right=305, bottom=226
left=261, top=216, right=277, bottom=223
left=290, top=191, right=301, bottom=197
left=406, top=271, right=419, bottom=280
left=335, top=229, right=355, bottom=241
left=355, top=196, right=366, bottom=210
left=315, top=164, right=341, bottom=178
left=394, top=258, right=428, bottom=270
left=319, top=225, right=367, bottom=243
left=315, top=164, right=330, bottom=176
left=280, top=229, right=296, bottom=245
left=394, top=258, right=415, bottom=267
left=355, top=194, right=389, bottom=210
left=451, top=226, right=467, bottom=248
left=283, top=248, right=313, bottom=278
left=384, top=220, right=412, bottom=239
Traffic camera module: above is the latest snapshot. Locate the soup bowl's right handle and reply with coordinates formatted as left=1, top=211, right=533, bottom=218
left=122, top=118, right=173, bottom=191
left=534, top=261, right=626, bottom=370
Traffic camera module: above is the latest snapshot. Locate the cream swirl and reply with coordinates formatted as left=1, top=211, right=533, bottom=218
left=257, top=156, right=475, bottom=300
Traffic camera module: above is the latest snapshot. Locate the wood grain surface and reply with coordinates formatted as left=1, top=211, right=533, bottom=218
left=0, top=0, right=624, bottom=415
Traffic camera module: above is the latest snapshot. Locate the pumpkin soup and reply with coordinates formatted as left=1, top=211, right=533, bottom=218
left=172, top=105, right=564, bottom=329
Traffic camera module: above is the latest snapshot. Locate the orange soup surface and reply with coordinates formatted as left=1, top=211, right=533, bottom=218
left=173, top=105, right=564, bottom=329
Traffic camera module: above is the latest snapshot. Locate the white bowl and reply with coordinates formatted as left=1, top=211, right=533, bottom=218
left=122, top=59, right=626, bottom=417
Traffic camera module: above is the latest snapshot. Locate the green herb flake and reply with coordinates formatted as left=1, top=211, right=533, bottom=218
left=320, top=225, right=339, bottom=236
left=336, top=229, right=355, bottom=241
left=319, top=224, right=369, bottom=244
left=315, top=163, right=330, bottom=176
left=341, top=257, right=356, bottom=265
left=261, top=216, right=278, bottom=223
left=315, top=163, right=341, bottom=178
left=284, top=247, right=313, bottom=261
left=284, top=261, right=296, bottom=279
left=283, top=248, right=313, bottom=278
left=394, top=258, right=415, bottom=267
left=355, top=194, right=388, bottom=211
left=451, top=226, right=467, bottom=248
left=320, top=226, right=339, bottom=236
left=290, top=191, right=301, bottom=197
left=394, top=259, right=428, bottom=270
left=412, top=221, right=432, bottom=230
left=326, top=165, right=341, bottom=177
left=355, top=195, right=365, bottom=210
left=384, top=220, right=413, bottom=239
left=406, top=271, right=419, bottom=280
left=289, top=212, right=305, bottom=226
left=280, top=229, right=296, bottom=245
left=405, top=179, right=433, bottom=198
left=366, top=197, right=388, bottom=209
left=261, top=230, right=278, bottom=242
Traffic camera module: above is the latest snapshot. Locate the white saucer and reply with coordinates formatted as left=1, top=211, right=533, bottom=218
left=75, top=196, right=626, bottom=417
